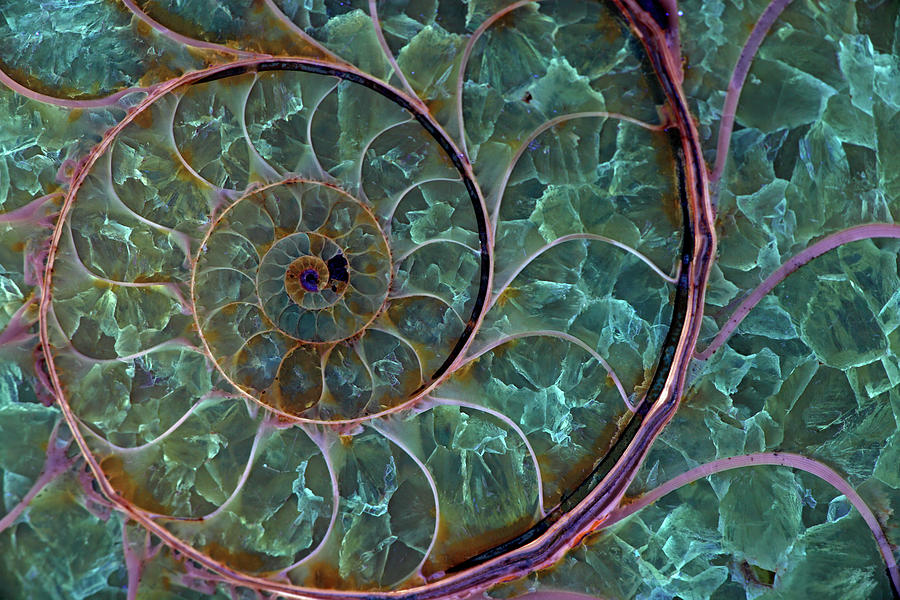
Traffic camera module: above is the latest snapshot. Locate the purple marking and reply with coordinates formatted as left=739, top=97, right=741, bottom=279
left=300, top=268, right=320, bottom=292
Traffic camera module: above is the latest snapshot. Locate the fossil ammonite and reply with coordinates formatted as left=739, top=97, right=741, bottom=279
left=41, top=44, right=680, bottom=591
left=3, top=0, right=899, bottom=597
left=34, top=0, right=685, bottom=596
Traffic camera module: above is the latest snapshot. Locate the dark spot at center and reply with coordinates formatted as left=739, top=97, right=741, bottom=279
left=327, top=254, right=349, bottom=283
left=300, top=268, right=320, bottom=292
left=522, top=91, right=532, bottom=104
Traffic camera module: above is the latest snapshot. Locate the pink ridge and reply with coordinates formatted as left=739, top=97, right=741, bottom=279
left=607, top=452, right=899, bottom=592
left=491, top=111, right=663, bottom=237
left=0, top=67, right=151, bottom=109
left=120, top=0, right=263, bottom=58
left=709, top=0, right=794, bottom=193
left=696, top=223, right=900, bottom=360
left=0, top=421, right=74, bottom=533
left=0, top=192, right=61, bottom=223
left=369, top=0, right=419, bottom=99
left=0, top=296, right=38, bottom=347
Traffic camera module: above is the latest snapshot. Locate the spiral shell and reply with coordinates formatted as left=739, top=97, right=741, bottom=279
left=38, top=0, right=680, bottom=593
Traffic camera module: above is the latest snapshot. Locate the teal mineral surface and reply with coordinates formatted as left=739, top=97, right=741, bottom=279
left=0, top=0, right=897, bottom=598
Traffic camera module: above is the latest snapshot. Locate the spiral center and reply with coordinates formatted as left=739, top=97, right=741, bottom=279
left=300, top=268, right=320, bottom=292
left=283, top=253, right=334, bottom=307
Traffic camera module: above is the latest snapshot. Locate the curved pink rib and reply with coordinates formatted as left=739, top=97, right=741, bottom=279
left=260, top=0, right=344, bottom=62
left=64, top=337, right=201, bottom=365
left=0, top=421, right=73, bottom=533
left=490, top=232, right=676, bottom=311
left=430, top=394, right=547, bottom=516
left=0, top=192, right=61, bottom=223
left=99, top=152, right=195, bottom=261
left=696, top=223, right=900, bottom=360
left=303, top=80, right=342, bottom=182
left=84, top=393, right=241, bottom=455
left=368, top=420, right=443, bottom=579
left=120, top=0, right=264, bottom=58
left=455, top=0, right=538, bottom=156
left=368, top=0, right=419, bottom=99
left=491, top=112, right=664, bottom=237
left=393, top=236, right=478, bottom=263
left=709, top=0, right=794, bottom=192
left=387, top=291, right=465, bottom=324
left=0, top=295, right=37, bottom=347
left=378, top=177, right=459, bottom=224
left=237, top=78, right=285, bottom=184
left=197, top=420, right=267, bottom=522
left=463, top=329, right=633, bottom=412
left=279, top=424, right=342, bottom=573
left=122, top=521, right=146, bottom=600
left=367, top=325, right=426, bottom=383
left=60, top=225, right=192, bottom=315
left=166, top=93, right=230, bottom=194
left=0, top=67, right=151, bottom=109
left=607, top=452, right=899, bottom=593
left=352, top=117, right=415, bottom=198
